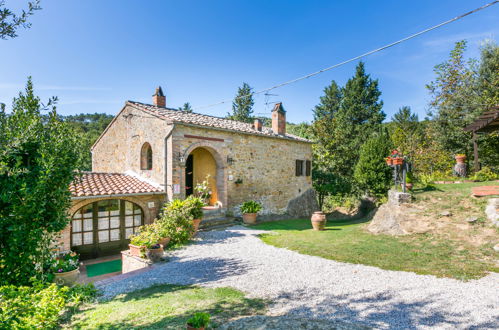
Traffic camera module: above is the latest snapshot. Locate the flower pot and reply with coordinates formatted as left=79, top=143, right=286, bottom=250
left=146, top=245, right=164, bottom=263
left=192, top=218, right=202, bottom=232
left=385, top=157, right=393, bottom=166
left=311, top=211, right=327, bottom=231
left=401, top=183, right=413, bottom=190
left=242, top=213, right=257, bottom=224
left=158, top=237, right=171, bottom=247
left=186, top=325, right=205, bottom=330
left=392, top=158, right=403, bottom=165
left=53, top=267, right=80, bottom=286
left=455, top=155, right=466, bottom=164
left=129, top=244, right=145, bottom=257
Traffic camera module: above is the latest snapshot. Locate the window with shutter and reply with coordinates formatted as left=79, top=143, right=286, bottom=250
left=305, top=160, right=311, bottom=176
left=295, top=160, right=304, bottom=176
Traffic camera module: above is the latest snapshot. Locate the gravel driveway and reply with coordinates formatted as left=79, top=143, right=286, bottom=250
left=97, top=226, right=499, bottom=329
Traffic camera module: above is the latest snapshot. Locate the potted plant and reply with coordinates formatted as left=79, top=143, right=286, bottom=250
left=52, top=251, right=80, bottom=286
left=390, top=149, right=404, bottom=165
left=385, top=157, right=393, bottom=166
left=153, top=222, right=171, bottom=247
left=240, top=200, right=262, bottom=224
left=194, top=175, right=212, bottom=205
left=455, top=154, right=466, bottom=164
left=129, top=225, right=163, bottom=262
left=186, top=312, right=210, bottom=330
left=184, top=195, right=205, bottom=232
left=311, top=211, right=327, bottom=231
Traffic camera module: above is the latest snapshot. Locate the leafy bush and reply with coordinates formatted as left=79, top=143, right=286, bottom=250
left=472, top=166, right=499, bottom=182
left=51, top=251, right=79, bottom=274
left=130, top=224, right=160, bottom=248
left=187, top=312, right=210, bottom=328
left=158, top=200, right=195, bottom=247
left=184, top=195, right=205, bottom=219
left=353, top=131, right=393, bottom=199
left=240, top=201, right=262, bottom=214
left=0, top=283, right=96, bottom=329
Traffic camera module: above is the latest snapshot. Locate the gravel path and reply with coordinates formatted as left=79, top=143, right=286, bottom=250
left=97, top=226, right=499, bottom=329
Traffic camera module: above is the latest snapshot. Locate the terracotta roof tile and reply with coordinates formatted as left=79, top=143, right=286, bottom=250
left=70, top=172, right=164, bottom=198
left=127, top=101, right=311, bottom=143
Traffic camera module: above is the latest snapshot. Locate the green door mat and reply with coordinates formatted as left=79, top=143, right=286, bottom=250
left=86, top=259, right=122, bottom=278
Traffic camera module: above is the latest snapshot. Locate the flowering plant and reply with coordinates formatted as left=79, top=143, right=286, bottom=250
left=51, top=251, right=79, bottom=273
left=390, top=149, right=401, bottom=158
left=194, top=175, right=212, bottom=203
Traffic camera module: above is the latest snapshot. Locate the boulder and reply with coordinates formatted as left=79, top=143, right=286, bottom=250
left=286, top=188, right=319, bottom=218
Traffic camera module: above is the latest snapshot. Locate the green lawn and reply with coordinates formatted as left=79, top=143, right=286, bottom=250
left=67, top=284, right=267, bottom=329
left=253, top=217, right=499, bottom=280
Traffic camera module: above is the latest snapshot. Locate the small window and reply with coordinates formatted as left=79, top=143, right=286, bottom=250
left=140, top=142, right=153, bottom=170
left=305, top=160, right=311, bottom=176
left=295, top=160, right=304, bottom=176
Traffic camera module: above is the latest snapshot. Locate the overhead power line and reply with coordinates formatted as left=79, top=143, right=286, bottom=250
left=193, top=1, right=499, bottom=111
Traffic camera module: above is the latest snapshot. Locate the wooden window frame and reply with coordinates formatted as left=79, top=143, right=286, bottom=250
left=305, top=160, right=311, bottom=177
left=295, top=159, right=304, bottom=176
left=140, top=142, right=153, bottom=170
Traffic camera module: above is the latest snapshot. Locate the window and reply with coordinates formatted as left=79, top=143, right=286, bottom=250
left=140, top=142, right=153, bottom=170
left=305, top=160, right=311, bottom=176
left=295, top=160, right=304, bottom=176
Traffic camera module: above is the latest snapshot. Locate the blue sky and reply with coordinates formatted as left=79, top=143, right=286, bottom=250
left=0, top=0, right=498, bottom=123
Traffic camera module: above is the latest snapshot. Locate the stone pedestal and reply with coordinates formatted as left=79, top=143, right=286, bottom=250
left=388, top=190, right=412, bottom=206
left=486, top=198, right=498, bottom=227
left=121, top=250, right=153, bottom=274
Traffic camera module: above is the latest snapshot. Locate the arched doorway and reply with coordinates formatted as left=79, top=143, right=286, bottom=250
left=185, top=147, right=219, bottom=206
left=71, top=199, right=144, bottom=259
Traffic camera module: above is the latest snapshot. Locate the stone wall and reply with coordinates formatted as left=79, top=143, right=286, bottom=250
left=172, top=125, right=313, bottom=216
left=57, top=194, right=165, bottom=252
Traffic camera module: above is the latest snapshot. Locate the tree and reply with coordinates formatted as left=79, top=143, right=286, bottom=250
left=353, top=130, right=393, bottom=199
left=0, top=78, right=83, bottom=285
left=287, top=122, right=312, bottom=140
left=227, top=82, right=254, bottom=123
left=312, top=62, right=385, bottom=193
left=0, top=0, right=41, bottom=39
left=390, top=106, right=424, bottom=161
left=426, top=40, right=479, bottom=157
left=392, top=106, right=418, bottom=131
left=178, top=102, right=193, bottom=112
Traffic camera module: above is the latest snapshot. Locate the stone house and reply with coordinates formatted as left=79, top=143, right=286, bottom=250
left=62, top=87, right=315, bottom=259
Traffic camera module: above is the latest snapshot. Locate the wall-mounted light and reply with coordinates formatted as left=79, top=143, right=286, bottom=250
left=227, top=156, right=234, bottom=165
left=177, top=152, right=185, bottom=163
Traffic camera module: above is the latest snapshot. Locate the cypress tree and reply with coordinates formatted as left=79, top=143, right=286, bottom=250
left=227, top=82, right=254, bottom=123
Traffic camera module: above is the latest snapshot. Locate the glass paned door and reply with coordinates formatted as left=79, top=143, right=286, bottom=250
left=71, top=200, right=144, bottom=259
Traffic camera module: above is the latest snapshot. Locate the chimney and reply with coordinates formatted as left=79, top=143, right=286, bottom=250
left=271, top=102, right=286, bottom=135
left=152, top=86, right=166, bottom=107
left=254, top=118, right=263, bottom=131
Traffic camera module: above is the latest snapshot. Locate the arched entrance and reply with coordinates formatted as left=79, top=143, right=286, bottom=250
left=70, top=199, right=144, bottom=259
left=184, top=146, right=223, bottom=206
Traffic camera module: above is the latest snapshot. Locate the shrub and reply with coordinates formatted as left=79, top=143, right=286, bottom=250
left=157, top=200, right=195, bottom=247
left=184, top=195, right=205, bottom=219
left=353, top=131, right=393, bottom=199
left=240, top=201, right=262, bottom=214
left=50, top=251, right=79, bottom=274
left=187, top=312, right=210, bottom=328
left=472, top=166, right=499, bottom=182
left=129, top=224, right=160, bottom=249
left=0, top=283, right=96, bottom=329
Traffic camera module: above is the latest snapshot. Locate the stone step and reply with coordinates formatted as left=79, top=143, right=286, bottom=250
left=202, top=207, right=226, bottom=221
left=199, top=217, right=236, bottom=230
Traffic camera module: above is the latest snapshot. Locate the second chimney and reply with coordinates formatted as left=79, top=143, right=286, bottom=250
left=152, top=86, right=166, bottom=107
left=254, top=118, right=263, bottom=131
left=271, top=102, right=286, bottom=135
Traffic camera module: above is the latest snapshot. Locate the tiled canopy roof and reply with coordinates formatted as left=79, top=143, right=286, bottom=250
left=127, top=101, right=311, bottom=143
left=70, top=172, right=164, bottom=198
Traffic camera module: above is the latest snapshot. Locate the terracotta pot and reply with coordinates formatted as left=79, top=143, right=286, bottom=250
left=242, top=213, right=257, bottom=224
left=146, top=245, right=164, bottom=263
left=455, top=155, right=466, bottom=164
left=311, top=211, right=327, bottom=231
left=385, top=157, right=393, bottom=166
left=186, top=325, right=205, bottom=330
left=392, top=158, right=404, bottom=165
left=129, top=244, right=145, bottom=257
left=401, top=183, right=413, bottom=190
left=158, top=237, right=171, bottom=247
left=192, top=218, right=202, bottom=232
left=53, top=267, right=80, bottom=286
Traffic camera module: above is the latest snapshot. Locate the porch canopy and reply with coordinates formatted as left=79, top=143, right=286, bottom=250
left=464, top=106, right=499, bottom=171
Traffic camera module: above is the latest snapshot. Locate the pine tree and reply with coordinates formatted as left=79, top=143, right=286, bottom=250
left=353, top=130, right=393, bottom=198
left=179, top=102, right=193, bottom=112
left=227, top=82, right=254, bottom=123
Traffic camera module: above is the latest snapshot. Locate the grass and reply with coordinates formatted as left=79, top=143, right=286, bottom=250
left=253, top=182, right=499, bottom=281
left=67, top=284, right=267, bottom=329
